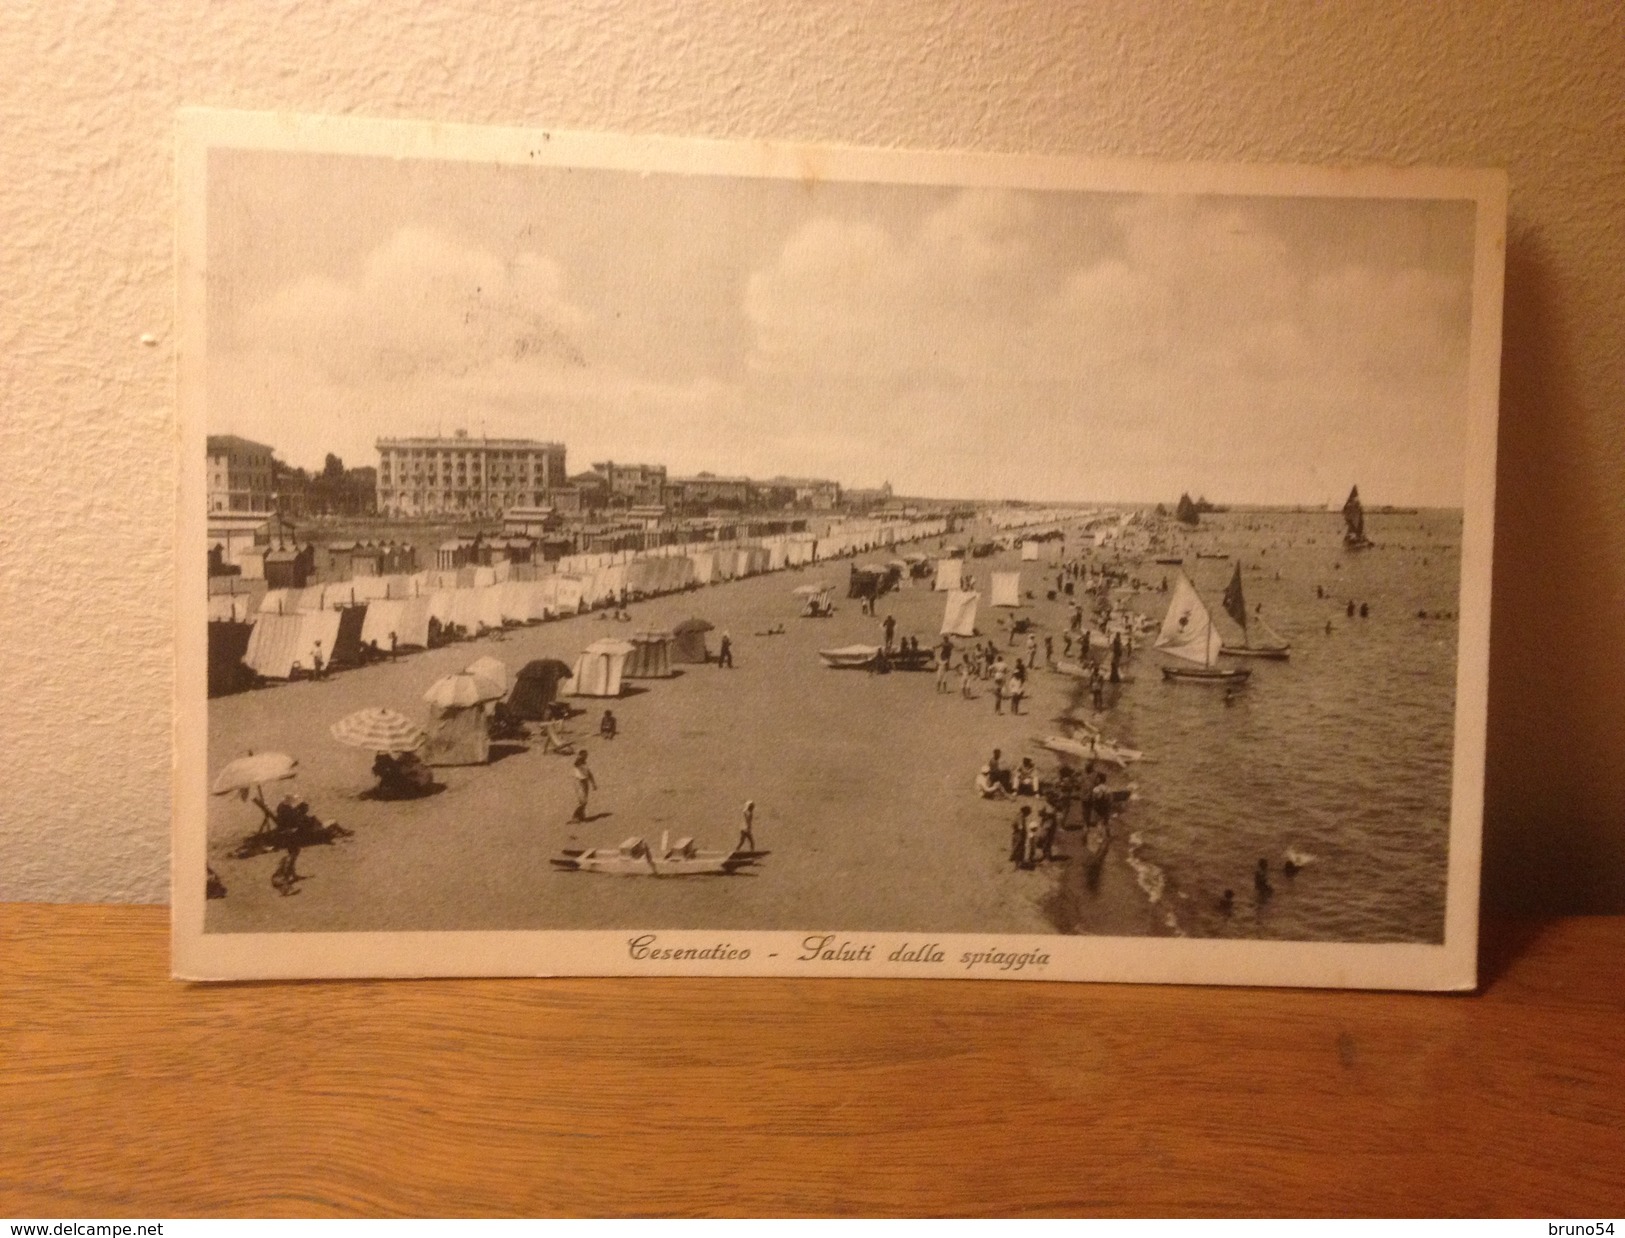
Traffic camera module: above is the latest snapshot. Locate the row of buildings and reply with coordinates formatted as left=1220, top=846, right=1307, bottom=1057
left=212, top=430, right=880, bottom=520
left=373, top=431, right=860, bottom=518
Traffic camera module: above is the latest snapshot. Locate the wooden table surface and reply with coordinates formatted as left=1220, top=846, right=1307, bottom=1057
left=3, top=905, right=1621, bottom=1217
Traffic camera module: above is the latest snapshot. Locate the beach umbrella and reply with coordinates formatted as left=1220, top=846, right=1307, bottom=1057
left=424, top=670, right=505, bottom=710
left=212, top=752, right=297, bottom=796
left=330, top=708, right=426, bottom=753
left=464, top=655, right=509, bottom=694
left=792, top=583, right=831, bottom=597
left=673, top=617, right=714, bottom=634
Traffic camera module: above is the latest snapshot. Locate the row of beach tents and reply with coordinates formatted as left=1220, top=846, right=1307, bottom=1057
left=211, top=519, right=948, bottom=692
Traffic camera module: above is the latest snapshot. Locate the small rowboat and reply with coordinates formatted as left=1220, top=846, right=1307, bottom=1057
left=1161, top=664, right=1251, bottom=684
left=1041, top=734, right=1145, bottom=767
left=551, top=835, right=756, bottom=876
left=818, top=644, right=881, bottom=669
left=1219, top=644, right=1290, bottom=660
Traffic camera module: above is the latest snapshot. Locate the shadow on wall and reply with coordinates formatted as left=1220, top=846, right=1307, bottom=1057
left=1481, top=224, right=1625, bottom=915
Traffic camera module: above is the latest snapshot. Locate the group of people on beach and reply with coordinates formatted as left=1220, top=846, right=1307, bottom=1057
left=970, top=740, right=1121, bottom=866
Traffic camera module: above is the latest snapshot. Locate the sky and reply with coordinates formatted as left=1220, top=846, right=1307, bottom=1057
left=206, top=146, right=1480, bottom=506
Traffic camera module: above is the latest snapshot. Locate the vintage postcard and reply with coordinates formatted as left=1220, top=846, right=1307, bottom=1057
left=174, top=109, right=1504, bottom=987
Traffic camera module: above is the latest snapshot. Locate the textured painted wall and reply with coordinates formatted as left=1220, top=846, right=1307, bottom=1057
left=1, top=1, right=1621, bottom=909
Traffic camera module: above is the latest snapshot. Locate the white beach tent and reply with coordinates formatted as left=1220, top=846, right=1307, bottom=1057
left=934, top=558, right=964, bottom=592
left=569, top=638, right=635, bottom=697
left=1020, top=541, right=1040, bottom=562
left=990, top=571, right=1022, bottom=608
left=359, top=598, right=407, bottom=650
left=243, top=609, right=342, bottom=679
left=554, top=576, right=585, bottom=614
left=940, top=590, right=980, bottom=637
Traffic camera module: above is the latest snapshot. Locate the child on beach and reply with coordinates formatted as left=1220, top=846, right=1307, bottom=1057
left=569, top=750, right=597, bottom=823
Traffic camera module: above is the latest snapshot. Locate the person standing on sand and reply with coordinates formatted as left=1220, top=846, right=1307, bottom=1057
left=992, top=663, right=1007, bottom=715
left=569, top=750, right=598, bottom=823
left=717, top=631, right=734, bottom=668
left=1088, top=772, right=1114, bottom=835
left=882, top=613, right=896, bottom=653
left=1008, top=663, right=1026, bottom=715
left=737, top=800, right=756, bottom=852
left=959, top=657, right=974, bottom=699
left=1010, top=805, right=1031, bottom=865
left=1022, top=809, right=1043, bottom=868
left=936, top=641, right=951, bottom=693
left=1038, top=801, right=1059, bottom=862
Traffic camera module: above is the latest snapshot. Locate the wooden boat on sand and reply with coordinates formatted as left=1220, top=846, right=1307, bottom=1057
left=818, top=644, right=881, bottom=669
left=1041, top=734, right=1145, bottom=767
left=551, top=834, right=757, bottom=876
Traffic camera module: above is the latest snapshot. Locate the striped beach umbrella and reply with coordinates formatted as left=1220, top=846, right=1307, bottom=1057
left=330, top=708, right=426, bottom=753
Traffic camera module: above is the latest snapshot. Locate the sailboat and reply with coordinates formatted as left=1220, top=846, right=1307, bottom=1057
left=1218, top=563, right=1290, bottom=660
left=1155, top=573, right=1251, bottom=684
left=1342, top=485, right=1373, bottom=549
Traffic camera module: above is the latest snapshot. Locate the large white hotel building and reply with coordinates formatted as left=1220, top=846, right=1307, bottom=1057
left=375, top=431, right=568, bottom=517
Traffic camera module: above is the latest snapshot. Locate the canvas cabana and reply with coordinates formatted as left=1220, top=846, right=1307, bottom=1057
left=623, top=631, right=675, bottom=679
left=934, top=558, right=964, bottom=592
left=1020, top=541, right=1040, bottom=561
left=508, top=658, right=573, bottom=719
left=242, top=609, right=343, bottom=680
left=421, top=702, right=491, bottom=766
left=940, top=590, right=980, bottom=637
left=569, top=638, right=635, bottom=697
left=990, top=571, right=1022, bottom=608
left=671, top=618, right=713, bottom=664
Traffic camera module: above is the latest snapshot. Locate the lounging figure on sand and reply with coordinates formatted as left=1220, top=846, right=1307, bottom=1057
left=371, top=750, right=435, bottom=800
left=539, top=718, right=575, bottom=755
left=976, top=765, right=1010, bottom=800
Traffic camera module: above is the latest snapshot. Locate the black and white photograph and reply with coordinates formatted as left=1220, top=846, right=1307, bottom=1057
left=174, top=110, right=1504, bottom=986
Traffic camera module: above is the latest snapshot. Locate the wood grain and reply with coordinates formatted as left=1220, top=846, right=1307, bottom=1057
left=2, top=906, right=1622, bottom=1217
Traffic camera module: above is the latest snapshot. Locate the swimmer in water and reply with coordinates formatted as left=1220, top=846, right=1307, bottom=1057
left=1283, top=857, right=1302, bottom=878
left=1254, top=858, right=1273, bottom=901
left=1218, top=889, right=1235, bottom=915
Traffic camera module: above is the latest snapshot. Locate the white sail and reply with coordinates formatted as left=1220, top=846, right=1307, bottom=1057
left=1154, top=574, right=1222, bottom=667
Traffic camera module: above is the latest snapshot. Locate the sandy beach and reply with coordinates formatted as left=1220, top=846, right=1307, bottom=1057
left=205, top=530, right=1165, bottom=937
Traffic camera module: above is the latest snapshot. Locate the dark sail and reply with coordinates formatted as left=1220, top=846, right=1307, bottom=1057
left=1342, top=486, right=1365, bottom=540
left=1175, top=492, right=1200, bottom=526
left=1222, top=562, right=1248, bottom=634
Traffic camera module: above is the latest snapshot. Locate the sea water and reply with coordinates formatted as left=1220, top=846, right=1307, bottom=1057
left=1062, top=509, right=1462, bottom=943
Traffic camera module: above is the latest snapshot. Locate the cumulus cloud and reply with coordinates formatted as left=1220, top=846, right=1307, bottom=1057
left=739, top=190, right=1472, bottom=502
left=242, top=227, right=592, bottom=383
left=216, top=226, right=734, bottom=471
